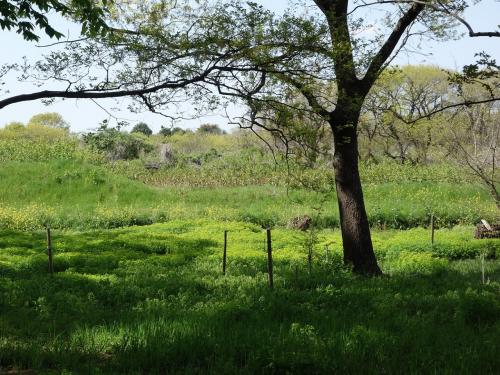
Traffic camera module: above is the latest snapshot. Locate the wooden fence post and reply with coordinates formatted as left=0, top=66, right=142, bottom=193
left=46, top=226, right=53, bottom=275
left=308, top=248, right=312, bottom=275
left=222, top=230, right=227, bottom=275
left=266, top=227, right=273, bottom=290
left=431, top=214, right=435, bottom=245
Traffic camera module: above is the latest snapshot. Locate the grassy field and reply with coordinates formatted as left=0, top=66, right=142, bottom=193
left=1, top=135, right=499, bottom=373
left=1, top=221, right=499, bottom=373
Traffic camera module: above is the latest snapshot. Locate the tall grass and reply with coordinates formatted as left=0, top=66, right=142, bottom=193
left=0, top=160, right=497, bottom=230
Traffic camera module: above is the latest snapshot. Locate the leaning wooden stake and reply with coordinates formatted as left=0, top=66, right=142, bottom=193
left=266, top=227, right=274, bottom=290
left=481, top=219, right=492, bottom=231
left=430, top=214, right=435, bottom=245
left=481, top=252, right=485, bottom=285
left=46, top=226, right=54, bottom=275
left=222, top=230, right=228, bottom=275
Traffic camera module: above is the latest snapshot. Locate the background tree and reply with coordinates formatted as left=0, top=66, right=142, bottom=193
left=437, top=80, right=499, bottom=208
left=446, top=100, right=499, bottom=208
left=131, top=122, right=153, bottom=136
left=2, top=121, right=24, bottom=130
left=1, top=116, right=70, bottom=140
left=159, top=126, right=188, bottom=136
left=360, top=66, right=450, bottom=165
left=159, top=126, right=173, bottom=137
left=197, top=124, right=225, bottom=135
left=365, top=65, right=499, bottom=208
left=27, top=112, right=69, bottom=130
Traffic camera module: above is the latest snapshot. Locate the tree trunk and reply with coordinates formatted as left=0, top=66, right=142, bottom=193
left=331, top=114, right=382, bottom=276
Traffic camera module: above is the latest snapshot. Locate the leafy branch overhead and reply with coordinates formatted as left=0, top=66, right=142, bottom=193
left=0, top=0, right=111, bottom=41
left=0, top=1, right=497, bottom=114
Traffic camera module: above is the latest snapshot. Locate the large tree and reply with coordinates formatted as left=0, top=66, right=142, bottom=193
left=1, top=0, right=499, bottom=274
left=208, top=0, right=499, bottom=274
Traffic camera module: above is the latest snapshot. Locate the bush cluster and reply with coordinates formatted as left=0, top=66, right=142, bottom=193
left=82, top=124, right=153, bottom=160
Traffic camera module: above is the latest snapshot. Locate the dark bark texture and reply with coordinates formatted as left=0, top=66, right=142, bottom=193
left=331, top=108, right=382, bottom=275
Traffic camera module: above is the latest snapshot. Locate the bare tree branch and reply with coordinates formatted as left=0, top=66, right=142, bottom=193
left=362, top=2, right=425, bottom=88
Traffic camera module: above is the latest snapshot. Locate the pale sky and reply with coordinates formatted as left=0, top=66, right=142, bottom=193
left=0, top=0, right=498, bottom=133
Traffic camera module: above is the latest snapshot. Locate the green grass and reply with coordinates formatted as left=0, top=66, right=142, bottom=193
left=2, top=122, right=499, bottom=373
left=0, top=221, right=499, bottom=373
left=0, top=160, right=497, bottom=230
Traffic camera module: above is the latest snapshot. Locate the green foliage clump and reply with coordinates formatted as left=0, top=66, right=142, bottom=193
left=82, top=123, right=153, bottom=160
left=0, top=120, right=111, bottom=165
left=131, top=122, right=153, bottom=136
left=0, top=120, right=78, bottom=161
left=0, top=0, right=110, bottom=41
left=0, top=121, right=70, bottom=141
left=384, top=251, right=448, bottom=275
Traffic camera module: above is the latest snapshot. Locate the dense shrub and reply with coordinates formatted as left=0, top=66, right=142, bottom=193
left=197, top=123, right=225, bottom=135
left=82, top=124, right=153, bottom=160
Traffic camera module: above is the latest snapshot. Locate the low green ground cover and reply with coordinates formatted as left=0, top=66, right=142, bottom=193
left=0, top=221, right=498, bottom=373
